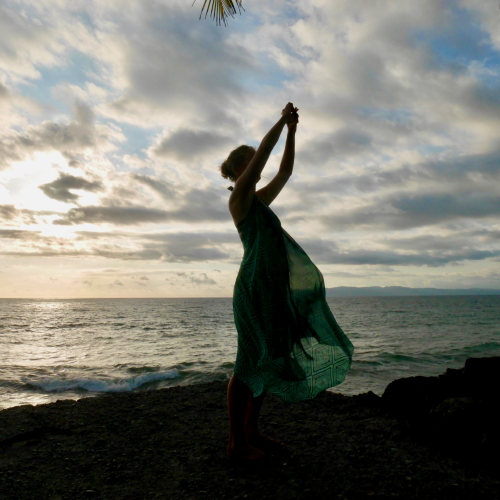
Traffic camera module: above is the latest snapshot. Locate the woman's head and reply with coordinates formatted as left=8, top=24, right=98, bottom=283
left=219, top=145, right=256, bottom=183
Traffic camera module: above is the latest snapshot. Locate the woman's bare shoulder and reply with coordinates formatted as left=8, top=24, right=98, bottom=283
left=229, top=192, right=260, bottom=227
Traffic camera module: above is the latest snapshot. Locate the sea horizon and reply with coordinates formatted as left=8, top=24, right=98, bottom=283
left=2, top=286, right=500, bottom=300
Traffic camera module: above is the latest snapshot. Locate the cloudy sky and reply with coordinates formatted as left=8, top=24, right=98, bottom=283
left=1, top=0, right=500, bottom=298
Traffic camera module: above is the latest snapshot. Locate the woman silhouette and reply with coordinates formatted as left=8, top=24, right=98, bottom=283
left=220, top=103, right=354, bottom=461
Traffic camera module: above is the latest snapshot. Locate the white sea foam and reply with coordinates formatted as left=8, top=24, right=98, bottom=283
left=24, top=369, right=179, bottom=393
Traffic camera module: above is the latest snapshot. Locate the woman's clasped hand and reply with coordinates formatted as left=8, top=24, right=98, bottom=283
left=282, top=102, right=299, bottom=130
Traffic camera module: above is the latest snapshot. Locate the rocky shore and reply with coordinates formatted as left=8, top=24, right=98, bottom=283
left=0, top=357, right=499, bottom=500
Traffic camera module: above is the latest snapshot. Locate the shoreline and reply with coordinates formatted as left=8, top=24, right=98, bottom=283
left=1, top=358, right=499, bottom=499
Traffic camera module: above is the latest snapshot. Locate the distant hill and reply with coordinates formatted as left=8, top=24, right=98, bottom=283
left=325, top=286, right=500, bottom=297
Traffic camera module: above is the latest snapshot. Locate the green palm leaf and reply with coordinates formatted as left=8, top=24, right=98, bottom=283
left=192, top=0, right=245, bottom=26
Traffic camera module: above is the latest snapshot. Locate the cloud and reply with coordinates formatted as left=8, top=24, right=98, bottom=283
left=310, top=184, right=500, bottom=230
left=0, top=82, right=9, bottom=100
left=39, top=173, right=103, bottom=202
left=0, top=102, right=123, bottom=170
left=138, top=276, right=149, bottom=280
left=320, top=248, right=500, bottom=267
left=0, top=3, right=63, bottom=80
left=0, top=205, right=58, bottom=225
left=188, top=273, right=217, bottom=286
left=320, top=192, right=500, bottom=230
left=114, top=280, right=123, bottom=286
left=295, top=231, right=500, bottom=267
left=151, top=129, right=233, bottom=161
left=93, top=248, right=163, bottom=261
left=97, top=1, right=262, bottom=128
left=52, top=186, right=231, bottom=225
left=173, top=271, right=217, bottom=286
left=297, top=127, right=373, bottom=164
left=138, top=232, right=235, bottom=262
left=0, top=249, right=90, bottom=258
left=53, top=206, right=171, bottom=226
left=0, top=205, right=18, bottom=221
left=391, top=192, right=500, bottom=226
left=0, top=228, right=238, bottom=263
left=0, top=229, right=42, bottom=240
left=130, top=173, right=178, bottom=201
left=296, top=149, right=500, bottom=197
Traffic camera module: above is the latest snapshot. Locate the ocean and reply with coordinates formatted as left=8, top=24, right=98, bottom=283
left=0, top=296, right=499, bottom=410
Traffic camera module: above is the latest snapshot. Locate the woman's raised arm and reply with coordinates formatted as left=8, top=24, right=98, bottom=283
left=230, top=103, right=296, bottom=201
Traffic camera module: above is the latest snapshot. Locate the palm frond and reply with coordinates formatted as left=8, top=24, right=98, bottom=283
left=192, top=0, right=245, bottom=27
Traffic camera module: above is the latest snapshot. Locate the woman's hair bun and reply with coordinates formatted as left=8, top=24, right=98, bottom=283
left=219, top=145, right=255, bottom=183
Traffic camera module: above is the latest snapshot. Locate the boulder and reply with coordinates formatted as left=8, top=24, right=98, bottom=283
left=463, top=357, right=500, bottom=398
left=381, top=375, right=446, bottom=417
left=380, top=356, right=500, bottom=469
left=351, top=390, right=381, bottom=408
left=382, top=357, right=500, bottom=412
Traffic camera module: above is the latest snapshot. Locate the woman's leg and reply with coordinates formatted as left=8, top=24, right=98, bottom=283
left=244, top=389, right=288, bottom=454
left=244, top=389, right=265, bottom=435
left=226, top=374, right=267, bottom=459
left=227, top=373, right=250, bottom=448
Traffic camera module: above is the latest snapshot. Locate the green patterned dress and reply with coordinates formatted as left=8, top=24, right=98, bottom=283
left=233, top=193, right=354, bottom=403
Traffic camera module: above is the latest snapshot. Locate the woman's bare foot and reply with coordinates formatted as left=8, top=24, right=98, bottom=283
left=227, top=442, right=272, bottom=461
left=245, top=431, right=288, bottom=455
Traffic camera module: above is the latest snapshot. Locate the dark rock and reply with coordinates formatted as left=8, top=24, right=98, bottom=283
left=431, top=396, right=478, bottom=418
left=428, top=397, right=485, bottom=450
left=351, top=391, right=381, bottom=408
left=381, top=356, right=500, bottom=471
left=463, top=357, right=500, bottom=398
left=381, top=376, right=445, bottom=417
left=436, top=367, right=466, bottom=397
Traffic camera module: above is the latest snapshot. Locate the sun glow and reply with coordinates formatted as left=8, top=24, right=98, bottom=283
left=2, top=152, right=78, bottom=212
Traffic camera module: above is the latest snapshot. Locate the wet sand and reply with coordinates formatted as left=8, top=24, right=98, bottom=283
left=0, top=380, right=498, bottom=500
